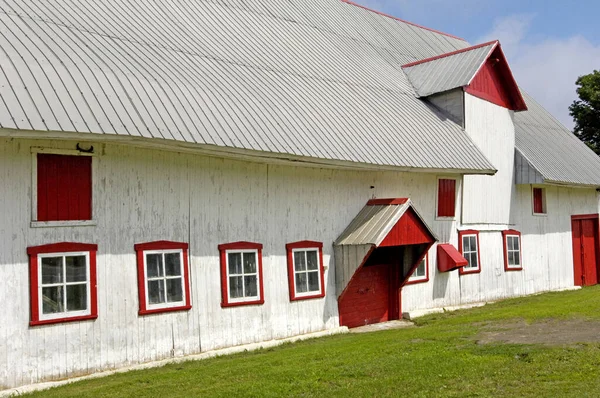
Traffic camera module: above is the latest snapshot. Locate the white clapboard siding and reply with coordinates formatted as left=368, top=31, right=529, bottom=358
left=462, top=94, right=516, bottom=224
left=0, top=137, right=598, bottom=390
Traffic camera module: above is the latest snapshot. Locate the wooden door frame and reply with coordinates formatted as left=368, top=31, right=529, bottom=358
left=571, top=214, right=600, bottom=286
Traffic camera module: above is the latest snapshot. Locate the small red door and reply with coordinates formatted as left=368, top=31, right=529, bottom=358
left=572, top=215, right=600, bottom=286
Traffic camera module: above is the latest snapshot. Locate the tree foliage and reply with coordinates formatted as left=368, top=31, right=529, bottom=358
left=570, top=70, right=600, bottom=154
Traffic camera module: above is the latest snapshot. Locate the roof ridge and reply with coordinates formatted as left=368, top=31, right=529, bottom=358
left=340, top=0, right=466, bottom=42
left=402, top=40, right=498, bottom=68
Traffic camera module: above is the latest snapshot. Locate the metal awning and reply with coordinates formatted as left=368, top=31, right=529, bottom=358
left=437, top=244, right=468, bottom=272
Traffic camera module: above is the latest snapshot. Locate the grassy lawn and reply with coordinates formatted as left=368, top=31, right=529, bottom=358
left=25, top=287, right=600, bottom=397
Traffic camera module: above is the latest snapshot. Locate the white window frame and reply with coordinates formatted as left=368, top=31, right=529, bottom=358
left=435, top=176, right=458, bottom=221
left=225, top=249, right=261, bottom=304
left=505, top=234, right=522, bottom=269
left=462, top=234, right=480, bottom=272
left=531, top=186, right=547, bottom=216
left=142, top=249, right=187, bottom=311
left=37, top=251, right=91, bottom=322
left=30, top=147, right=97, bottom=228
left=408, top=256, right=428, bottom=283
left=291, top=247, right=323, bottom=298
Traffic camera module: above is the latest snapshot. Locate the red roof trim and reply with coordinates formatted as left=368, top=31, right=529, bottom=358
left=481, top=44, right=527, bottom=111
left=402, top=40, right=498, bottom=68
left=366, top=198, right=409, bottom=206
left=340, top=0, right=465, bottom=42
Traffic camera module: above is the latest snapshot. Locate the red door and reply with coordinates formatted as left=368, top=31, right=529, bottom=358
left=572, top=215, right=600, bottom=286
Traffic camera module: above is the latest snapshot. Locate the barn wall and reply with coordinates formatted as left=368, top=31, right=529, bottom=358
left=0, top=137, right=458, bottom=389
left=462, top=93, right=515, bottom=224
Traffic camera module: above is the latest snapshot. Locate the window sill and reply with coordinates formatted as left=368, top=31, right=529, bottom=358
left=435, top=216, right=456, bottom=221
left=139, top=305, right=192, bottom=316
left=532, top=213, right=547, bottom=217
left=30, top=314, right=97, bottom=327
left=221, top=299, right=264, bottom=308
left=505, top=267, right=523, bottom=272
left=290, top=292, right=325, bottom=301
left=31, top=220, right=97, bottom=228
left=405, top=277, right=429, bottom=286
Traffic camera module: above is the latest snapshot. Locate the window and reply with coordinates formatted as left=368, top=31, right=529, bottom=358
left=406, top=254, right=429, bottom=284
left=32, top=148, right=95, bottom=226
left=532, top=187, right=546, bottom=215
left=437, top=178, right=456, bottom=218
left=286, top=241, right=325, bottom=301
left=134, top=241, right=191, bottom=315
left=458, top=230, right=481, bottom=275
left=502, top=230, right=522, bottom=271
left=218, top=242, right=264, bottom=307
left=27, top=242, right=98, bottom=326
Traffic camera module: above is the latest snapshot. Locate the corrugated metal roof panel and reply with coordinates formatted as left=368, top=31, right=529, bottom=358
left=514, top=91, right=600, bottom=186
left=402, top=42, right=496, bottom=97
left=0, top=0, right=496, bottom=173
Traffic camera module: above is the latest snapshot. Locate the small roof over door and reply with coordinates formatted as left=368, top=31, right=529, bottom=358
left=334, top=198, right=438, bottom=296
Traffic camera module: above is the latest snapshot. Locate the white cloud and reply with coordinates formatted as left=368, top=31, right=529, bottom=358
left=478, top=15, right=600, bottom=129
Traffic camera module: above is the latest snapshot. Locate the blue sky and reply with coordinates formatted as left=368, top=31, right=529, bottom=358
left=354, top=0, right=600, bottom=129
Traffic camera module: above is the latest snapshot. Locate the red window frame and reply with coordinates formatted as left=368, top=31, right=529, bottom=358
left=502, top=230, right=523, bottom=271
left=458, top=230, right=482, bottom=275
left=405, top=253, right=429, bottom=285
left=286, top=241, right=326, bottom=301
left=532, top=187, right=546, bottom=214
left=218, top=241, right=265, bottom=308
left=437, top=178, right=456, bottom=218
left=36, top=153, right=93, bottom=222
left=27, top=242, right=98, bottom=326
left=134, top=241, right=192, bottom=315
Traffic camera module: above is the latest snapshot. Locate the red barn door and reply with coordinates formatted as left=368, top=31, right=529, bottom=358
left=571, top=215, right=600, bottom=286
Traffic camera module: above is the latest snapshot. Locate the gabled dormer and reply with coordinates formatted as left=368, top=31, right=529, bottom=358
left=402, top=40, right=527, bottom=125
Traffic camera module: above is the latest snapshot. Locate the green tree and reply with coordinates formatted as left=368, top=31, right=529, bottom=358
left=570, top=70, right=600, bottom=154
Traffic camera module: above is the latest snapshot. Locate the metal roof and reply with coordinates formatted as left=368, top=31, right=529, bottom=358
left=514, top=92, right=600, bottom=187
left=402, top=41, right=496, bottom=98
left=334, top=199, right=438, bottom=246
left=0, top=0, right=495, bottom=174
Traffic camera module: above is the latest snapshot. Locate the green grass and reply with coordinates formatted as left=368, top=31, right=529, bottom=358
left=25, top=287, right=600, bottom=397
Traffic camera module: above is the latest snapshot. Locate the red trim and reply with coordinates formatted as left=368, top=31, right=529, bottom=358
left=403, top=41, right=498, bottom=68
left=458, top=230, right=482, bottom=275
left=502, top=230, right=523, bottom=272
left=437, top=178, right=456, bottom=218
left=285, top=241, right=326, bottom=301
left=571, top=214, right=600, bottom=221
left=437, top=243, right=468, bottom=272
left=218, top=242, right=265, bottom=308
left=404, top=252, right=430, bottom=286
left=367, top=198, right=408, bottom=206
left=134, top=241, right=192, bottom=315
left=340, top=0, right=465, bottom=41
left=532, top=187, right=545, bottom=214
left=28, top=242, right=98, bottom=327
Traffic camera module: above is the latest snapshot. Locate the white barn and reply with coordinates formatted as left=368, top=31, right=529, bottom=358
left=1, top=0, right=600, bottom=390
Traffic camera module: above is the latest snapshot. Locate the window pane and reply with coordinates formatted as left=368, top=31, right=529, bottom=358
left=294, top=251, right=306, bottom=271
left=146, top=254, right=163, bottom=278
left=308, top=271, right=320, bottom=292
left=42, top=286, right=64, bottom=314
left=165, top=253, right=181, bottom=277
left=66, top=284, right=87, bottom=311
left=470, top=236, right=477, bottom=251
left=415, top=260, right=426, bottom=277
left=244, top=275, right=258, bottom=297
left=513, top=237, right=520, bottom=251
left=229, top=276, right=243, bottom=298
left=508, top=251, right=515, bottom=266
left=65, top=255, right=87, bottom=282
left=462, top=236, right=470, bottom=252
left=41, top=256, right=63, bottom=284
left=513, top=252, right=520, bottom=266
left=306, top=251, right=319, bottom=270
left=243, top=252, right=257, bottom=274
left=507, top=237, right=514, bottom=251
left=470, top=252, right=478, bottom=268
left=228, top=253, right=242, bottom=275
left=166, top=278, right=183, bottom=303
left=295, top=272, right=308, bottom=293
left=148, top=280, right=165, bottom=304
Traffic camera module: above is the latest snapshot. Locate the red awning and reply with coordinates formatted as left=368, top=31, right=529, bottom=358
left=437, top=243, right=468, bottom=272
